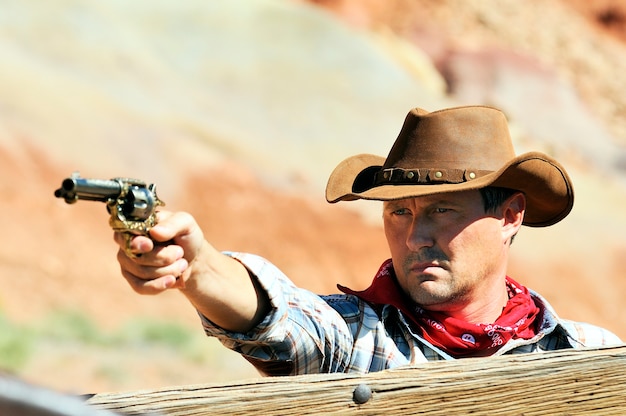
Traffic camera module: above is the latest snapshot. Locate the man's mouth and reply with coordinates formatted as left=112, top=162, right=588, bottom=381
left=410, top=262, right=441, bottom=274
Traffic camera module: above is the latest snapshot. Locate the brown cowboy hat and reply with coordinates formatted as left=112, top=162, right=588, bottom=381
left=325, top=105, right=574, bottom=227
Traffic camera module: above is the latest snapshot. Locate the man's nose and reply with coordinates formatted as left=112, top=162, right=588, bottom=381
left=406, top=215, right=435, bottom=250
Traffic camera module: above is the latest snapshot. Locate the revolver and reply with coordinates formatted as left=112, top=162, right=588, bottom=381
left=54, top=172, right=165, bottom=257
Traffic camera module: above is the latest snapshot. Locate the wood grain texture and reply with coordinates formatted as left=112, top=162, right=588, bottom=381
left=87, top=345, right=626, bottom=415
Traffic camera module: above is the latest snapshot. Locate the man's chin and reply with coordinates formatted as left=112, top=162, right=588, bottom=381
left=411, top=276, right=458, bottom=301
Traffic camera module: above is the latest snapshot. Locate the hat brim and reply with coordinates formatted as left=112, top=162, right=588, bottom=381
left=325, top=151, right=574, bottom=227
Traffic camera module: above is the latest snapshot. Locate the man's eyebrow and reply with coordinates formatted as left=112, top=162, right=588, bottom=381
left=424, top=198, right=469, bottom=213
left=430, top=197, right=463, bottom=206
left=384, top=196, right=466, bottom=210
left=383, top=201, right=406, bottom=210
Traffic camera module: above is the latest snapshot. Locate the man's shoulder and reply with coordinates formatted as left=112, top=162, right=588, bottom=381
left=558, top=319, right=623, bottom=348
left=529, top=289, right=622, bottom=348
left=322, top=293, right=367, bottom=314
left=322, top=293, right=385, bottom=327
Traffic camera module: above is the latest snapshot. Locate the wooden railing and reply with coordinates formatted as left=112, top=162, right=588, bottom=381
left=86, top=345, right=626, bottom=415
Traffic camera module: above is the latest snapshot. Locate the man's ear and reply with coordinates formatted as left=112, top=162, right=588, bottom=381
left=502, top=192, right=526, bottom=243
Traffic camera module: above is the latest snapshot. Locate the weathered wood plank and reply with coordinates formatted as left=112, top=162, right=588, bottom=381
left=87, top=345, right=626, bottom=415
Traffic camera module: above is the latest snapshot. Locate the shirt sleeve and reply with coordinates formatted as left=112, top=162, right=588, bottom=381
left=197, top=252, right=356, bottom=376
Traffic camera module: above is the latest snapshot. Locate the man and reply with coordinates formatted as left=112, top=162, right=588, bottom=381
left=116, top=105, right=621, bottom=376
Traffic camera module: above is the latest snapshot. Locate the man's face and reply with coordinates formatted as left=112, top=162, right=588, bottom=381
left=383, top=190, right=512, bottom=312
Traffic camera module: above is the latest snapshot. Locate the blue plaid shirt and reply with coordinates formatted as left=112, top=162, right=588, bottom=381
left=200, top=253, right=622, bottom=376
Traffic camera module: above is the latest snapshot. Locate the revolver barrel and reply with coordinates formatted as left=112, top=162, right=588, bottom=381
left=54, top=177, right=123, bottom=204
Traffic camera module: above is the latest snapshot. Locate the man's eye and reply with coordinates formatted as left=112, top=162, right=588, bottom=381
left=434, top=207, right=450, bottom=214
left=393, top=208, right=410, bottom=215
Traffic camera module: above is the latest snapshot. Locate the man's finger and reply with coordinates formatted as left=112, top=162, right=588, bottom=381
left=120, top=269, right=179, bottom=295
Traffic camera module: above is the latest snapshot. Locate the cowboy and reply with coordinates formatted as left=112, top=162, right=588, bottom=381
left=116, top=105, right=621, bottom=375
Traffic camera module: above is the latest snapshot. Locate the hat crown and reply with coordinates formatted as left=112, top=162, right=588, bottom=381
left=385, top=106, right=515, bottom=172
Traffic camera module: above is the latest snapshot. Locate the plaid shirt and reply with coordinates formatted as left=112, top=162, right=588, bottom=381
left=200, top=253, right=622, bottom=376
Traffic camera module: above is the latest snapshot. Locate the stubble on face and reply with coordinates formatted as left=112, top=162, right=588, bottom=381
left=399, top=247, right=461, bottom=307
left=388, top=198, right=490, bottom=310
left=385, top=191, right=517, bottom=319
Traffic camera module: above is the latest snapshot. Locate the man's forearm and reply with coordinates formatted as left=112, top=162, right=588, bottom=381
left=179, top=242, right=271, bottom=333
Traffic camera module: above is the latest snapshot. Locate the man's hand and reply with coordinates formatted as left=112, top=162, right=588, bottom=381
left=114, top=210, right=270, bottom=332
left=115, top=211, right=201, bottom=293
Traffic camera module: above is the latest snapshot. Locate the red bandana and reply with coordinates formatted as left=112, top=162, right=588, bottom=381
left=338, top=259, right=540, bottom=358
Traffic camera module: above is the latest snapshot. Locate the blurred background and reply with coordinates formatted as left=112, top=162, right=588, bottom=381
left=1, top=0, right=625, bottom=394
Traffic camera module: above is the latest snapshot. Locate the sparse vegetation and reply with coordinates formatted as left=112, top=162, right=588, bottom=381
left=0, top=314, right=34, bottom=373
left=0, top=309, right=211, bottom=375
